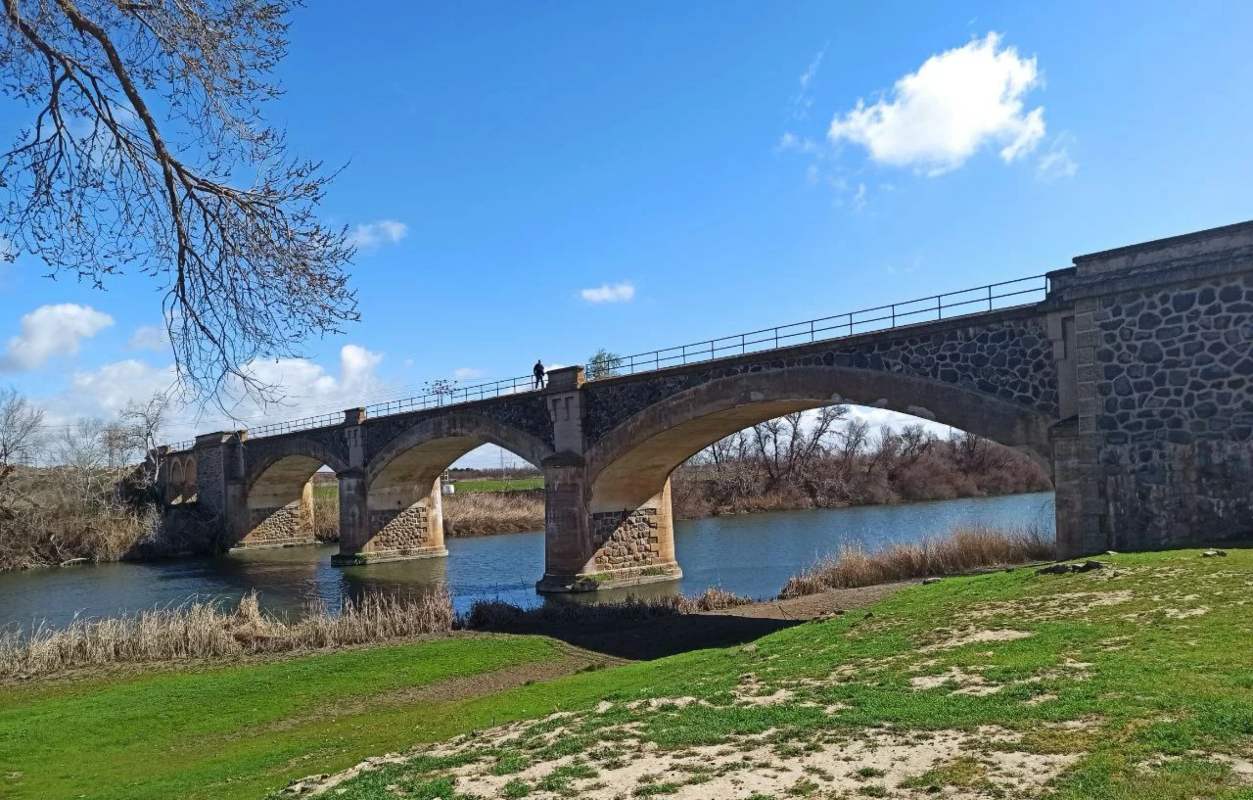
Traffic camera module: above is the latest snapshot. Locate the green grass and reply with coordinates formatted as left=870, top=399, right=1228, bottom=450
left=0, top=636, right=561, bottom=800
left=5, top=548, right=1253, bottom=800
left=450, top=476, right=544, bottom=493
left=322, top=548, right=1253, bottom=800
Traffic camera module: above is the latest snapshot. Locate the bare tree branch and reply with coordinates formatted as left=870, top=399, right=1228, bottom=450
left=1, top=0, right=357, bottom=405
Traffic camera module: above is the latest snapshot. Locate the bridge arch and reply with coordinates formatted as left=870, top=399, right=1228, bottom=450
left=239, top=438, right=351, bottom=550
left=585, top=365, right=1055, bottom=511
left=166, top=458, right=185, bottom=504
left=366, top=412, right=554, bottom=487
left=537, top=364, right=1057, bottom=592
left=333, top=412, right=555, bottom=565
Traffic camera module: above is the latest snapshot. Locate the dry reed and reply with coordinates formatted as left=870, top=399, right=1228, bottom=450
left=0, top=588, right=454, bottom=679
left=443, top=491, right=544, bottom=536
left=778, top=525, right=1054, bottom=599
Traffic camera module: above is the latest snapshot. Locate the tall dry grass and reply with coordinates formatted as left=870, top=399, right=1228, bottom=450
left=443, top=491, right=544, bottom=536
left=0, top=588, right=454, bottom=679
left=778, top=526, right=1054, bottom=599
left=306, top=489, right=545, bottom=541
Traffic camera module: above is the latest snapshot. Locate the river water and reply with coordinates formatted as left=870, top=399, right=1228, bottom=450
left=0, top=492, right=1054, bottom=631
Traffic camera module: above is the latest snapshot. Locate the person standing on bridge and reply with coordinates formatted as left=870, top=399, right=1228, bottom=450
left=533, top=359, right=545, bottom=389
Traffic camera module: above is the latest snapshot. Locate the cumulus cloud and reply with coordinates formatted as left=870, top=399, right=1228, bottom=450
left=827, top=33, right=1045, bottom=176
left=1, top=304, right=114, bottom=371
left=348, top=219, right=408, bottom=250
left=128, top=324, right=168, bottom=352
left=580, top=282, right=635, bottom=304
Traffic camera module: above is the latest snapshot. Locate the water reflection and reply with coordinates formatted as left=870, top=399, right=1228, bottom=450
left=0, top=491, right=1054, bottom=631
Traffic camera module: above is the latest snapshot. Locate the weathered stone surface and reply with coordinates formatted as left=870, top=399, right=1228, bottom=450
left=581, top=315, right=1059, bottom=443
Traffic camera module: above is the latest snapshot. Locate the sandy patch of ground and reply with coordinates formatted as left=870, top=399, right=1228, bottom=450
left=921, top=628, right=1033, bottom=652
left=305, top=714, right=1078, bottom=800
left=968, top=590, right=1134, bottom=622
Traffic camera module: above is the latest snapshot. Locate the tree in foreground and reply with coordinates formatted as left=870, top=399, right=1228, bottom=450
left=1, top=0, right=356, bottom=402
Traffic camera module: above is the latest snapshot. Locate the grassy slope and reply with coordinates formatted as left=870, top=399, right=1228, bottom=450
left=3, top=549, right=1253, bottom=800
left=328, top=549, right=1253, bottom=800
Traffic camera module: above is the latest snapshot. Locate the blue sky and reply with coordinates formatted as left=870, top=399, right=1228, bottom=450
left=2, top=1, right=1252, bottom=463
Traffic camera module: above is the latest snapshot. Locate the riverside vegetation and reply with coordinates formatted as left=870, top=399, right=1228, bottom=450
left=2, top=542, right=1251, bottom=800
left=312, top=410, right=1050, bottom=543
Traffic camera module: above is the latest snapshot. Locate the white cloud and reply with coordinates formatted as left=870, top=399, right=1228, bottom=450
left=58, top=360, right=178, bottom=419
left=453, top=367, right=484, bottom=380
left=128, top=324, right=168, bottom=352
left=348, top=219, right=408, bottom=250
left=852, top=182, right=867, bottom=211
left=1, top=303, right=114, bottom=371
left=776, top=132, right=822, bottom=155
left=0, top=237, right=15, bottom=261
left=790, top=45, right=828, bottom=119
left=1037, top=133, right=1078, bottom=181
left=828, top=33, right=1046, bottom=176
left=580, top=282, right=635, bottom=304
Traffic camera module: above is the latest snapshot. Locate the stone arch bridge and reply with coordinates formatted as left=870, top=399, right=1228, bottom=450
left=160, top=221, right=1253, bottom=591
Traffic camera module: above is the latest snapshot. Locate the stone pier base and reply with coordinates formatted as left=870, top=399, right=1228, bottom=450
left=331, top=471, right=450, bottom=567
left=537, top=465, right=682, bottom=593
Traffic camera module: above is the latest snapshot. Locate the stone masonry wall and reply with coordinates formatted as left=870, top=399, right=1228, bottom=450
left=244, top=501, right=312, bottom=546
left=194, top=445, right=225, bottom=516
left=1089, top=272, right=1253, bottom=548
left=367, top=505, right=431, bottom=552
left=590, top=508, right=661, bottom=571
left=583, top=314, right=1058, bottom=441
left=362, top=395, right=555, bottom=464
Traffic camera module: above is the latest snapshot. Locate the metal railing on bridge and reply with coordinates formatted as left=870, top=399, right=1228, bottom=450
left=583, top=275, right=1050, bottom=378
left=165, top=274, right=1050, bottom=448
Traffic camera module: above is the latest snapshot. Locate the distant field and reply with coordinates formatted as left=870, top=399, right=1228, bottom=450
left=452, top=476, right=543, bottom=493
left=312, top=477, right=542, bottom=500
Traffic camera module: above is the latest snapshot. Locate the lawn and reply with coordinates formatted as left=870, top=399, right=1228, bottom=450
left=3, top=549, right=1252, bottom=800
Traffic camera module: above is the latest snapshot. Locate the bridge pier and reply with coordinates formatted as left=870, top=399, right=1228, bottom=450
left=332, top=474, right=448, bottom=565
left=238, top=473, right=317, bottom=549
left=536, top=461, right=681, bottom=593
left=536, top=366, right=682, bottom=593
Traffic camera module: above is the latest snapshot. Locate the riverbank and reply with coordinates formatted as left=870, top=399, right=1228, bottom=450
left=2, top=547, right=1249, bottom=800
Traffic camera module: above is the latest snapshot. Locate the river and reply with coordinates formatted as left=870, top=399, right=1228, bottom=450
left=0, top=492, right=1054, bottom=631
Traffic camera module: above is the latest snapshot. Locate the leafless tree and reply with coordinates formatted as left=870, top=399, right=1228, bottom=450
left=948, top=430, right=1009, bottom=475
left=1, top=0, right=357, bottom=403
left=424, top=379, right=459, bottom=406
left=0, top=386, right=43, bottom=468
